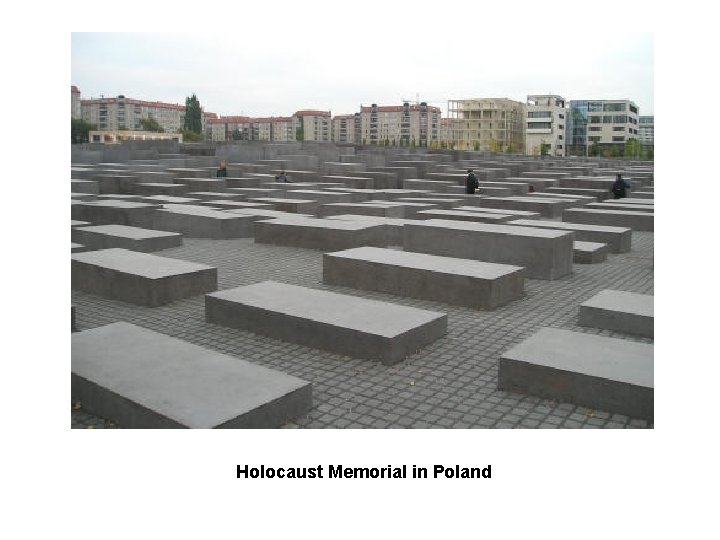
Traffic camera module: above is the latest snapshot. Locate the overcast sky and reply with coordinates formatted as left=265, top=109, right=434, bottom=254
left=71, top=30, right=653, bottom=118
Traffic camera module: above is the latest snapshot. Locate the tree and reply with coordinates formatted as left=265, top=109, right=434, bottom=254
left=473, top=141, right=480, bottom=151
left=295, top=116, right=304, bottom=141
left=624, top=138, right=641, bottom=160
left=182, top=93, right=203, bottom=135
left=540, top=143, right=551, bottom=157
left=231, top=128, right=242, bottom=141
left=179, top=129, right=204, bottom=142
left=72, top=118, right=96, bottom=144
left=589, top=141, right=600, bottom=157
left=139, top=117, right=164, bottom=132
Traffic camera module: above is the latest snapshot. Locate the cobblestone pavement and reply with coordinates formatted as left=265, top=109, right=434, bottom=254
left=71, top=230, right=654, bottom=429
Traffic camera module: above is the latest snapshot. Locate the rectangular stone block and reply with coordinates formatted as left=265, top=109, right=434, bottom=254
left=319, top=203, right=406, bottom=218
left=254, top=217, right=387, bottom=250
left=397, top=197, right=464, bottom=209
left=134, top=182, right=188, bottom=196
left=323, top=247, right=524, bottom=309
left=141, top=195, right=202, bottom=205
left=248, top=197, right=319, bottom=214
left=71, top=180, right=99, bottom=194
left=563, top=208, right=654, bottom=232
left=153, top=205, right=255, bottom=238
left=498, top=327, right=653, bottom=421
left=72, top=225, right=183, bottom=253
left=455, top=206, right=542, bottom=219
left=321, top=175, right=374, bottom=189
left=416, top=209, right=513, bottom=223
left=403, top=221, right=573, bottom=280
left=579, top=289, right=653, bottom=338
left=573, top=241, right=609, bottom=264
left=71, top=248, right=217, bottom=306
left=174, top=178, right=227, bottom=192
left=507, top=219, right=631, bottom=253
left=479, top=197, right=577, bottom=218
left=205, top=281, right=447, bottom=365
left=72, top=322, right=312, bottom=428
left=326, top=215, right=418, bottom=245
left=283, top=190, right=356, bottom=204
left=587, top=202, right=654, bottom=213
left=71, top=242, right=90, bottom=253
left=71, top=200, right=161, bottom=228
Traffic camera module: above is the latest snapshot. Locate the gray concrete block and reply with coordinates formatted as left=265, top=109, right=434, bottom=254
left=248, top=197, right=319, bottom=214
left=174, top=178, right=227, bottom=192
left=205, top=281, right=447, bottom=365
left=321, top=175, right=374, bottom=189
left=71, top=242, right=90, bottom=253
left=587, top=202, right=654, bottom=213
left=479, top=197, right=577, bottom=218
left=71, top=220, right=91, bottom=228
left=153, top=205, right=256, bottom=238
left=72, top=248, right=217, bottom=306
left=324, top=247, right=524, bottom=309
left=319, top=203, right=406, bottom=218
left=498, top=327, right=653, bottom=420
left=416, top=209, right=513, bottom=223
left=563, top=208, right=654, bottom=232
left=72, top=225, right=183, bottom=253
left=403, top=221, right=573, bottom=280
left=397, top=197, right=464, bottom=209
left=134, top=183, right=188, bottom=196
left=254, top=217, right=387, bottom=250
left=72, top=322, right=312, bottom=428
left=507, top=219, right=631, bottom=253
left=573, top=241, right=609, bottom=264
left=283, top=190, right=356, bottom=204
left=455, top=206, right=542, bottom=219
left=71, top=200, right=162, bottom=228
left=71, top=180, right=100, bottom=194
left=578, top=289, right=653, bottom=338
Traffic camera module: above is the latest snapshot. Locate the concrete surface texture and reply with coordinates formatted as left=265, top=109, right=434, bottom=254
left=498, top=327, right=653, bottom=420
left=205, top=281, right=448, bottom=365
left=578, top=289, right=654, bottom=338
left=72, top=322, right=312, bottom=428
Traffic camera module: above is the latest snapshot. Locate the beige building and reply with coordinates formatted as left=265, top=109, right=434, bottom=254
left=359, top=103, right=441, bottom=147
left=447, top=98, right=526, bottom=152
left=525, top=94, right=567, bottom=157
left=332, top=114, right=358, bottom=143
left=71, top=85, right=82, bottom=119
left=585, top=100, right=640, bottom=147
left=81, top=95, right=216, bottom=134
left=208, top=116, right=253, bottom=142
left=294, top=110, right=331, bottom=142
left=638, top=115, right=654, bottom=146
left=88, top=130, right=183, bottom=143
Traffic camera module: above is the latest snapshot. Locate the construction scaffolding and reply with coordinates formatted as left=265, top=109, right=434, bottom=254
left=447, top=98, right=526, bottom=152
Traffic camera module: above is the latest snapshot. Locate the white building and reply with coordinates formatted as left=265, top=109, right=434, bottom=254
left=359, top=103, right=441, bottom=147
left=525, top=94, right=567, bottom=157
left=71, top=85, right=81, bottom=119
left=638, top=115, right=654, bottom=146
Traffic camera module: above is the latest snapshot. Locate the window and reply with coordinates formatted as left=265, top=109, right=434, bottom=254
left=557, top=144, right=563, bottom=149
left=558, top=124, right=564, bottom=129
left=559, top=113, right=565, bottom=119
left=613, top=115, right=627, bottom=123
left=527, top=122, right=551, bottom=129
left=613, top=126, right=625, bottom=131
left=612, top=136, right=625, bottom=142
left=589, top=126, right=601, bottom=132
left=603, top=102, right=626, bottom=112
left=603, top=116, right=613, bottom=123
left=528, top=111, right=551, bottom=118
left=589, top=116, right=601, bottom=124
left=588, top=136, right=601, bottom=142
left=558, top=135, right=563, bottom=140
left=588, top=102, right=603, bottom=112
left=629, top=104, right=638, bottom=114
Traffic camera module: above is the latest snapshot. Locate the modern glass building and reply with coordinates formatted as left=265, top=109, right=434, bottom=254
left=566, top=100, right=639, bottom=156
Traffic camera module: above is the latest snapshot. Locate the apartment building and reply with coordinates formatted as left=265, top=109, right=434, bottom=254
left=88, top=130, right=183, bottom=143
left=447, top=98, right=526, bottom=152
left=80, top=95, right=216, bottom=134
left=208, top=116, right=253, bottom=142
left=359, top=102, right=441, bottom=147
left=525, top=94, right=567, bottom=157
left=566, top=99, right=640, bottom=156
left=71, top=86, right=81, bottom=119
left=638, top=115, right=654, bottom=146
left=294, top=110, right=332, bottom=142
left=331, top=114, right=358, bottom=143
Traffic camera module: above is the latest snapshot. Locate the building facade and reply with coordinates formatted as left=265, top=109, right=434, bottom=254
left=71, top=86, right=81, bottom=119
left=566, top=99, right=640, bottom=156
left=331, top=114, right=358, bottom=143
left=294, top=110, right=332, bottom=142
left=638, top=115, right=654, bottom=146
left=525, top=95, right=567, bottom=157
left=359, top=103, right=441, bottom=147
left=88, top=130, right=183, bottom=143
left=80, top=95, right=215, bottom=135
left=447, top=98, right=526, bottom=152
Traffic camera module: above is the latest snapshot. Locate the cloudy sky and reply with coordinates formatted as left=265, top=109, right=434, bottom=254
left=71, top=27, right=653, bottom=119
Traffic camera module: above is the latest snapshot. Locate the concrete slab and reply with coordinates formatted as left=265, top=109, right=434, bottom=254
left=319, top=202, right=406, bottom=218
left=72, top=322, right=312, bottom=428
left=563, top=208, right=654, bottom=232
left=206, top=281, right=447, bottom=365
left=573, top=241, right=609, bottom=264
left=72, top=248, right=217, bottom=306
left=403, top=220, right=574, bottom=280
left=324, top=247, right=524, bottom=309
left=134, top=183, right=188, bottom=196
left=71, top=180, right=100, bottom=194
left=416, top=209, right=513, bottom=223
left=507, top=219, right=631, bottom=253
left=498, top=327, right=653, bottom=420
left=71, top=200, right=161, bottom=228
left=248, top=198, right=319, bottom=214
left=579, top=289, right=653, bottom=338
left=153, top=205, right=256, bottom=239
left=254, top=216, right=387, bottom=250
left=72, top=225, right=183, bottom=253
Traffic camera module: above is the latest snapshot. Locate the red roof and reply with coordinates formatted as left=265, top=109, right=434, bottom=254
left=81, top=97, right=187, bottom=110
left=208, top=116, right=252, bottom=124
left=294, top=110, right=331, bottom=117
left=254, top=117, right=294, bottom=123
left=71, top=85, right=80, bottom=94
left=361, top=104, right=441, bottom=113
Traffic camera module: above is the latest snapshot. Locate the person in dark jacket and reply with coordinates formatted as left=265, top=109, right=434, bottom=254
left=216, top=160, right=227, bottom=178
left=611, top=173, right=631, bottom=199
left=465, top=169, right=479, bottom=194
left=275, top=170, right=289, bottom=183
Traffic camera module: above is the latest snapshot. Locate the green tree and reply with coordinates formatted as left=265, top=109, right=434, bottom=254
left=182, top=93, right=203, bottom=134
left=179, top=129, right=204, bottom=142
left=589, top=141, right=600, bottom=157
left=473, top=141, right=480, bottom=151
left=624, top=138, right=641, bottom=160
left=540, top=143, right=551, bottom=156
left=231, top=128, right=242, bottom=141
left=139, top=117, right=164, bottom=132
left=295, top=116, right=304, bottom=141
left=71, top=118, right=96, bottom=144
